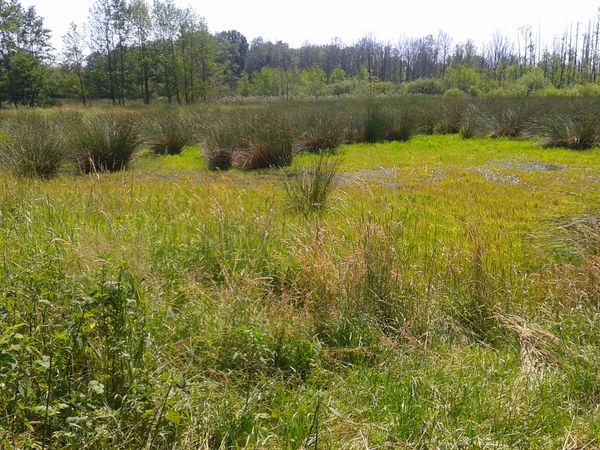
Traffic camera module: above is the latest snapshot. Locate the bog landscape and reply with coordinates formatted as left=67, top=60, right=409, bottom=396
left=0, top=0, right=599, bottom=448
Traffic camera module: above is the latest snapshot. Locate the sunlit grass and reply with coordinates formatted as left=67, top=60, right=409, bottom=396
left=1, top=134, right=599, bottom=448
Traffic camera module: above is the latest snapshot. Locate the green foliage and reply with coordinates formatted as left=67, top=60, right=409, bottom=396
left=444, top=65, right=484, bottom=96
left=443, top=87, right=468, bottom=97
left=404, top=78, right=445, bottom=95
left=299, top=66, right=327, bottom=97
left=516, top=69, right=551, bottom=95
left=0, top=261, right=160, bottom=448
left=329, top=67, right=346, bottom=83
left=250, top=67, right=298, bottom=98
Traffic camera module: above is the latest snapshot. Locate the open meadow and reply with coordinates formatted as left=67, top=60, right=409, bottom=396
left=0, top=98, right=599, bottom=448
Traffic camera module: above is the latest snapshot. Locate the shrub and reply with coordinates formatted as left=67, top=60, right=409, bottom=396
left=404, top=78, right=445, bottom=95
left=444, top=88, right=468, bottom=97
left=72, top=112, right=141, bottom=173
left=535, top=115, right=600, bottom=150
left=284, top=152, right=342, bottom=212
left=145, top=110, right=194, bottom=155
left=0, top=113, right=67, bottom=178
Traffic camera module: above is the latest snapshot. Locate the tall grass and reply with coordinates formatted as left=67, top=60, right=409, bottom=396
left=1, top=97, right=600, bottom=448
left=284, top=153, right=342, bottom=212
left=298, top=108, right=347, bottom=152
left=145, top=109, right=194, bottom=155
left=535, top=114, right=600, bottom=150
left=71, top=111, right=141, bottom=173
left=1, top=132, right=600, bottom=447
left=0, top=113, right=67, bottom=178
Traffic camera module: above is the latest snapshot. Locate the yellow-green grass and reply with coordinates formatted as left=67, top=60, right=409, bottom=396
left=1, top=135, right=599, bottom=448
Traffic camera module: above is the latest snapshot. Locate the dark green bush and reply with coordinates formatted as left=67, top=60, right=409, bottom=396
left=405, top=78, right=445, bottom=95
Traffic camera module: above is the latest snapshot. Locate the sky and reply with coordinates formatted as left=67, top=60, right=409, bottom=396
left=19, top=0, right=600, bottom=52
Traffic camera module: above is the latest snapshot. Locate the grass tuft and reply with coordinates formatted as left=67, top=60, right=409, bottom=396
left=145, top=110, right=195, bottom=155
left=71, top=111, right=141, bottom=173
left=0, top=113, right=67, bottom=178
left=284, top=152, right=342, bottom=212
left=535, top=115, right=600, bottom=150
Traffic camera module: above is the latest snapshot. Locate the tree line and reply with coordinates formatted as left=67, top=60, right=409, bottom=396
left=1, top=0, right=600, bottom=106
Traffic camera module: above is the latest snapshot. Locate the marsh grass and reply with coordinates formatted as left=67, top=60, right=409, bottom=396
left=203, top=147, right=233, bottom=171
left=145, top=110, right=194, bottom=155
left=0, top=113, right=67, bottom=178
left=362, top=106, right=393, bottom=143
left=482, top=108, right=528, bottom=138
left=284, top=152, right=342, bottom=212
left=298, top=110, right=347, bottom=152
left=1, top=106, right=600, bottom=448
left=535, top=114, right=600, bottom=150
left=204, top=108, right=294, bottom=169
left=71, top=111, right=142, bottom=173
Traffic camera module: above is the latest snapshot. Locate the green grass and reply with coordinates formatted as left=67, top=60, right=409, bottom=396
left=329, top=134, right=600, bottom=170
left=1, top=134, right=599, bottom=448
left=133, top=145, right=206, bottom=173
